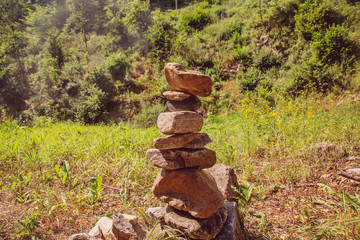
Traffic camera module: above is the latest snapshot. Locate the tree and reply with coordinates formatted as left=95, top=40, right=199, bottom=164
left=66, top=0, right=101, bottom=46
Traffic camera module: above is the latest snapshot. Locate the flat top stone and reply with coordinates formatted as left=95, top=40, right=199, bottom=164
left=164, top=63, right=212, bottom=97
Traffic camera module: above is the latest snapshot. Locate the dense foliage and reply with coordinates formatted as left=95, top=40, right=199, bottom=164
left=0, top=0, right=359, bottom=124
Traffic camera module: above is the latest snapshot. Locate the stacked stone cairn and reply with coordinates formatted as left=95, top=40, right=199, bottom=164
left=68, top=63, right=246, bottom=240
left=146, top=63, right=243, bottom=240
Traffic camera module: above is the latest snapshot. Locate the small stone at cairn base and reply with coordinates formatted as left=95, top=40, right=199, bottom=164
left=214, top=202, right=247, bottom=240
left=152, top=168, right=224, bottom=219
left=164, top=204, right=228, bottom=240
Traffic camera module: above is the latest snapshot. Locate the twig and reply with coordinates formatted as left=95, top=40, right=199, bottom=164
left=337, top=168, right=360, bottom=182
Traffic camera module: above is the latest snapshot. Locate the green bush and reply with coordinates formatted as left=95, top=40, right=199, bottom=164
left=253, top=47, right=282, bottom=71
left=232, top=45, right=252, bottom=65
left=105, top=53, right=129, bottom=82
left=86, top=68, right=115, bottom=99
left=74, top=84, right=107, bottom=124
left=295, top=0, right=344, bottom=41
left=237, top=68, right=264, bottom=91
left=221, top=20, right=243, bottom=41
left=133, top=101, right=166, bottom=127
left=286, top=60, right=345, bottom=94
left=180, top=7, right=212, bottom=31
left=311, top=25, right=358, bottom=66
left=146, top=11, right=174, bottom=61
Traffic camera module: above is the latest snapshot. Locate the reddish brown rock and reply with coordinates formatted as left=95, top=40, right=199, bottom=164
left=122, top=214, right=148, bottom=239
left=153, top=133, right=211, bottom=150
left=163, top=91, right=192, bottom=101
left=88, top=226, right=104, bottom=239
left=164, top=63, right=212, bottom=97
left=112, top=213, right=137, bottom=240
left=95, top=217, right=116, bottom=240
left=152, top=168, right=224, bottom=219
left=145, top=207, right=166, bottom=225
left=204, top=164, right=240, bottom=201
left=68, top=233, right=100, bottom=240
left=157, top=111, right=203, bottom=135
left=166, top=96, right=200, bottom=112
left=164, top=204, right=228, bottom=239
left=146, top=148, right=216, bottom=170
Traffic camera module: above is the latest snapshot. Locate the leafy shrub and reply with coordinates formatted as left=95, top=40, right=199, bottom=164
left=105, top=53, right=129, bottom=82
left=295, top=0, right=344, bottom=41
left=123, top=0, right=151, bottom=36
left=146, top=11, right=174, bottom=61
left=133, top=101, right=166, bottom=127
left=311, top=25, right=359, bottom=66
left=286, top=60, right=345, bottom=94
left=74, top=84, right=107, bottom=124
left=237, top=68, right=264, bottom=91
left=232, top=45, right=252, bottom=65
left=180, top=7, right=212, bottom=31
left=86, top=68, right=115, bottom=99
left=253, top=47, right=282, bottom=71
left=221, top=20, right=243, bottom=41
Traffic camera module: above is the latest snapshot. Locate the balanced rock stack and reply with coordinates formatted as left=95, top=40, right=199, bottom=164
left=146, top=63, right=233, bottom=239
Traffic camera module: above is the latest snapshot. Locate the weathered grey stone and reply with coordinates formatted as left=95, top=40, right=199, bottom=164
left=214, top=202, right=247, bottom=240
left=95, top=217, right=116, bottom=240
left=157, top=111, right=203, bottom=135
left=88, top=226, right=104, bottom=239
left=122, top=214, right=148, bottom=239
left=204, top=164, right=240, bottom=201
left=166, top=96, right=200, bottom=112
left=112, top=213, right=138, bottom=240
left=164, top=204, right=228, bottom=239
left=164, top=63, right=212, bottom=97
left=153, top=133, right=211, bottom=150
left=145, top=207, right=166, bottom=225
left=152, top=168, right=224, bottom=219
left=146, top=148, right=216, bottom=170
left=68, top=233, right=99, bottom=240
left=163, top=91, right=192, bottom=101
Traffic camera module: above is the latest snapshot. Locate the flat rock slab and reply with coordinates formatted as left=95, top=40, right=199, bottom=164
left=214, top=202, right=247, bottom=240
left=146, top=148, right=216, bottom=170
left=95, top=217, right=116, bottom=240
left=152, top=168, right=224, bottom=219
left=112, top=213, right=138, bottom=240
left=157, top=111, right=203, bottom=135
left=145, top=207, right=166, bottom=225
left=163, top=90, right=192, bottom=101
left=68, top=233, right=100, bottom=240
left=88, top=226, right=104, bottom=239
left=164, top=204, right=228, bottom=239
left=164, top=63, right=212, bottom=97
left=153, top=133, right=211, bottom=150
left=166, top=96, right=200, bottom=112
left=204, top=164, right=240, bottom=201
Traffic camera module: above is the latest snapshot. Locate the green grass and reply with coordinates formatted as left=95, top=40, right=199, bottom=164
left=1, top=95, right=360, bottom=239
